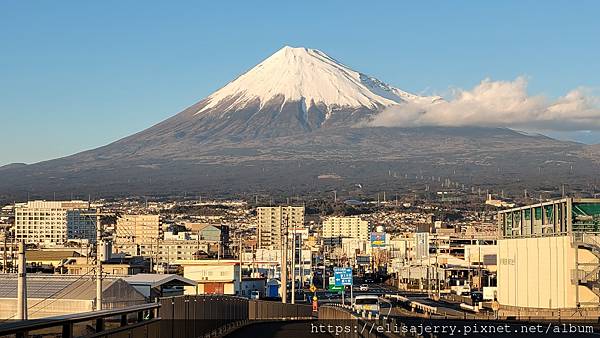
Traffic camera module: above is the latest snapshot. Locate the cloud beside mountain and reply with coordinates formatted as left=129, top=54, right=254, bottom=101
left=370, top=77, right=600, bottom=132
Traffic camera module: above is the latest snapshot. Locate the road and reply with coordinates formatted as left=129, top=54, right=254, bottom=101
left=224, top=320, right=331, bottom=338
left=313, top=283, right=399, bottom=301
left=408, top=296, right=465, bottom=317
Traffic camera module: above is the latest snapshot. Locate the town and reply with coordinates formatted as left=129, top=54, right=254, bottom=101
left=1, top=188, right=599, bottom=336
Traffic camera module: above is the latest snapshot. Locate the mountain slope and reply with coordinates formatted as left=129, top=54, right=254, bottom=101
left=0, top=46, right=597, bottom=200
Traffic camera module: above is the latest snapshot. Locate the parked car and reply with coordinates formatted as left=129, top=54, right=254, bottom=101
left=359, top=284, right=369, bottom=291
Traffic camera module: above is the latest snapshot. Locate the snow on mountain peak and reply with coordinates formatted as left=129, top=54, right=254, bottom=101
left=196, top=46, right=438, bottom=116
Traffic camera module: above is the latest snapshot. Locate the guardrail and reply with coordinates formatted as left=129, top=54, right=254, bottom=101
left=0, top=303, right=160, bottom=338
left=382, top=294, right=437, bottom=316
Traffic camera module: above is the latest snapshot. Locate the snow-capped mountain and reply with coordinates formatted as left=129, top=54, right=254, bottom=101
left=141, top=46, right=441, bottom=139
left=197, top=46, right=439, bottom=117
left=0, top=46, right=593, bottom=201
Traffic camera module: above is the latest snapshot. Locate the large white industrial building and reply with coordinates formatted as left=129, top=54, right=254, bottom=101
left=497, top=198, right=600, bottom=316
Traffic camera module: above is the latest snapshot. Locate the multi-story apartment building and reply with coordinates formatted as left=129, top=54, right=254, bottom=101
left=322, top=216, right=369, bottom=246
left=257, top=206, right=305, bottom=249
left=14, top=200, right=96, bottom=245
left=115, top=214, right=160, bottom=245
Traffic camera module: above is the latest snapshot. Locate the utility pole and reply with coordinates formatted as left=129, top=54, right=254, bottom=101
left=149, top=239, right=153, bottom=273
left=436, top=236, right=441, bottom=300
left=2, top=230, right=7, bottom=273
left=281, top=209, right=288, bottom=304
left=17, top=239, right=27, bottom=320
left=96, top=214, right=103, bottom=311
left=155, top=237, right=160, bottom=272
left=291, top=227, right=296, bottom=304
left=238, top=234, right=243, bottom=296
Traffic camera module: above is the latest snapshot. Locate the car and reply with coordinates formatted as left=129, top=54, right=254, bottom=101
left=354, top=295, right=380, bottom=314
left=359, top=284, right=369, bottom=292
left=471, top=291, right=484, bottom=303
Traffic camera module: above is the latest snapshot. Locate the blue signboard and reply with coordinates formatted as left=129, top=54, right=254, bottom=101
left=333, top=267, right=353, bottom=286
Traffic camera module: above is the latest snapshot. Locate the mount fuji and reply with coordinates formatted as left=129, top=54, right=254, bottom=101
left=0, top=46, right=597, bottom=200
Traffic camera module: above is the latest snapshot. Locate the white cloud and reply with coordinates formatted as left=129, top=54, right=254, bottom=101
left=370, top=77, right=600, bottom=132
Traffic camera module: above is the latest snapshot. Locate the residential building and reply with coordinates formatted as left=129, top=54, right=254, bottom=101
left=177, top=260, right=266, bottom=296
left=257, top=206, right=304, bottom=249
left=14, top=200, right=96, bottom=246
left=322, top=216, right=369, bottom=246
left=115, top=214, right=160, bottom=245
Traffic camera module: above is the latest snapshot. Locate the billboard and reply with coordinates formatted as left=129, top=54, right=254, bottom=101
left=356, top=255, right=370, bottom=266
left=415, top=232, right=429, bottom=259
left=370, top=232, right=386, bottom=247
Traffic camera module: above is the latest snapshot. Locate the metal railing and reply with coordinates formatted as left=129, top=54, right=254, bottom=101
left=158, top=294, right=249, bottom=338
left=0, top=295, right=315, bottom=338
left=248, top=300, right=313, bottom=320
left=158, top=295, right=315, bottom=337
left=0, top=303, right=160, bottom=338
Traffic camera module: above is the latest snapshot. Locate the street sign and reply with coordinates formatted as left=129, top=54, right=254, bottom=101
left=328, top=285, right=344, bottom=292
left=333, top=267, right=353, bottom=286
left=309, top=285, right=317, bottom=293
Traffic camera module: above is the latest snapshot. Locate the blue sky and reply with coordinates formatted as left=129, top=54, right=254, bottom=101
left=1, top=1, right=599, bottom=165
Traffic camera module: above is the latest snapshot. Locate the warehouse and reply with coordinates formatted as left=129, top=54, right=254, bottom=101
left=497, top=198, right=600, bottom=317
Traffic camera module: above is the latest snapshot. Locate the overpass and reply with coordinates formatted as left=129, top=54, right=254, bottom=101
left=0, top=295, right=314, bottom=338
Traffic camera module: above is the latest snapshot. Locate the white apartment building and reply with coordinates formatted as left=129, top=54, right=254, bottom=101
left=14, top=200, right=96, bottom=245
left=322, top=216, right=369, bottom=246
left=257, top=206, right=305, bottom=249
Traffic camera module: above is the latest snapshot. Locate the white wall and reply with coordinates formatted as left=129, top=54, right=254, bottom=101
left=497, top=235, right=599, bottom=309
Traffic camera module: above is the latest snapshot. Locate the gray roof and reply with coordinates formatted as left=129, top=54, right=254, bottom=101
left=0, top=274, right=119, bottom=300
left=123, top=274, right=196, bottom=288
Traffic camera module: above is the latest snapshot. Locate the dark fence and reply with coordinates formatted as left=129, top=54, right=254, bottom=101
left=0, top=295, right=315, bottom=338
left=159, top=295, right=315, bottom=337
left=248, top=300, right=313, bottom=320
left=0, top=303, right=160, bottom=338
left=158, top=294, right=249, bottom=337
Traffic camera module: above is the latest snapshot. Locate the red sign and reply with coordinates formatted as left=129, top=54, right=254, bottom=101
left=312, top=300, right=318, bottom=312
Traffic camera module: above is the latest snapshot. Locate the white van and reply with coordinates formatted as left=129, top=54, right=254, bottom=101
left=354, top=295, right=380, bottom=314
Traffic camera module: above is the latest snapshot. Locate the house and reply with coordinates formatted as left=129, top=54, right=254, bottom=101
left=124, top=273, right=196, bottom=299
left=177, top=259, right=265, bottom=297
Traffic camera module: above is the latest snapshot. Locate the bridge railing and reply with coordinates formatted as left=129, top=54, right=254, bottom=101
left=0, top=303, right=160, bottom=338
left=158, top=294, right=249, bottom=338
left=159, top=295, right=315, bottom=337
left=248, top=299, right=313, bottom=320
left=0, top=295, right=315, bottom=338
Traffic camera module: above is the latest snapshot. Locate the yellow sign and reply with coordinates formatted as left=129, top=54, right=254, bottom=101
left=313, top=295, right=318, bottom=301
left=310, top=285, right=317, bottom=293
